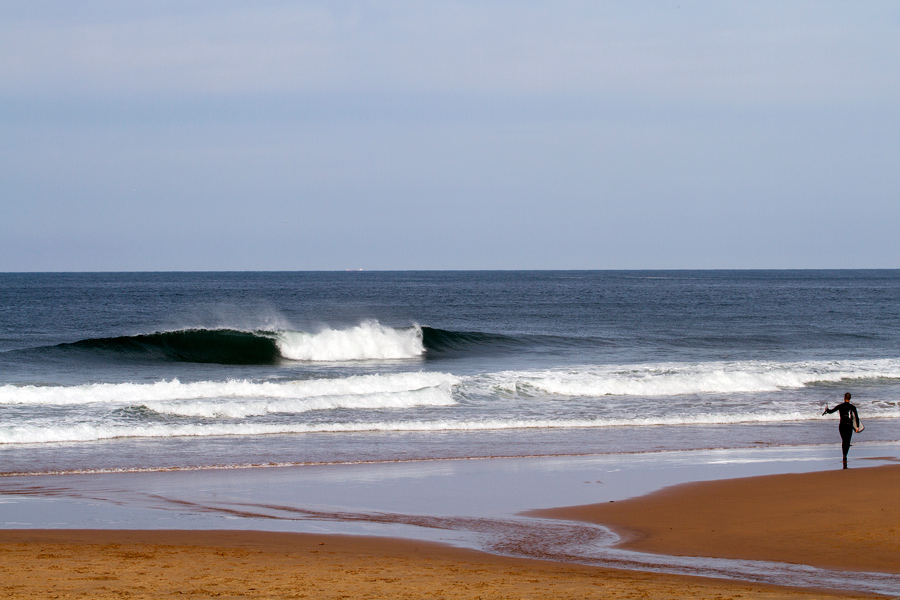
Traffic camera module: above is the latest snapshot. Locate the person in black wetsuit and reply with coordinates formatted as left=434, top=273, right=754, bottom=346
left=823, top=392, right=860, bottom=464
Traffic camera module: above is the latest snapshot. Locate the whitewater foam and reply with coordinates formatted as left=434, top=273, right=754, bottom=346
left=143, top=388, right=455, bottom=419
left=3, top=358, right=900, bottom=446
left=275, top=322, right=425, bottom=361
left=482, top=358, right=900, bottom=398
left=0, top=372, right=459, bottom=407
left=0, top=410, right=886, bottom=445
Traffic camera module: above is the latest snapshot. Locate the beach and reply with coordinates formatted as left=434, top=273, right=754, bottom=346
left=0, top=528, right=876, bottom=600
left=3, top=463, right=898, bottom=599
left=3, top=447, right=900, bottom=598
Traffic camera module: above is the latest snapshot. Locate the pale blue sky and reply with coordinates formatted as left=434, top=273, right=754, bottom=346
left=2, top=1, right=898, bottom=270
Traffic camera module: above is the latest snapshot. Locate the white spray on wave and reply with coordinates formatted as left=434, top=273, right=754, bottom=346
left=274, top=321, right=425, bottom=361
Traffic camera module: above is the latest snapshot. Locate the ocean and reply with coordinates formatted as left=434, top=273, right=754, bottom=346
left=2, top=270, right=899, bottom=476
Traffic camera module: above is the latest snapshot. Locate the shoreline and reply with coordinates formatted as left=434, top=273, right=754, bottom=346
left=532, top=462, right=900, bottom=576
left=3, top=436, right=897, bottom=478
left=2, top=445, right=899, bottom=597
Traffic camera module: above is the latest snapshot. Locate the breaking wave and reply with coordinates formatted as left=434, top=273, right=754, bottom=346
left=276, top=322, right=423, bottom=361
left=37, top=322, right=525, bottom=365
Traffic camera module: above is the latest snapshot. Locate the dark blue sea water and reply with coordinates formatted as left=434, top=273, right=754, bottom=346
left=1, top=270, right=899, bottom=474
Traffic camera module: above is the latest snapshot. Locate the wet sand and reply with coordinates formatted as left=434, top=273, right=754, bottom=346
left=0, top=529, right=876, bottom=599
left=2, top=452, right=899, bottom=597
left=535, top=463, right=900, bottom=575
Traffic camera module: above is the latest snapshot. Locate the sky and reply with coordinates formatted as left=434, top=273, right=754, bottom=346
left=1, top=1, right=899, bottom=271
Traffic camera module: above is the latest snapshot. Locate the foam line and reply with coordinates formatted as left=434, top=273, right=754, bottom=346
left=143, top=388, right=454, bottom=418
left=0, top=411, right=892, bottom=445
left=481, top=358, right=900, bottom=397
left=0, top=372, right=459, bottom=406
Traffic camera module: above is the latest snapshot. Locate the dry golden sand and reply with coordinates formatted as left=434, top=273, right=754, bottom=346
left=535, top=463, right=900, bottom=575
left=0, top=529, right=873, bottom=600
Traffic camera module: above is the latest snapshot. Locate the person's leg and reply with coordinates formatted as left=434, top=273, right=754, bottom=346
left=839, top=424, right=853, bottom=458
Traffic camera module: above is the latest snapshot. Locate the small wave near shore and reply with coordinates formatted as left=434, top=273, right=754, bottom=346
left=2, top=357, right=900, bottom=446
